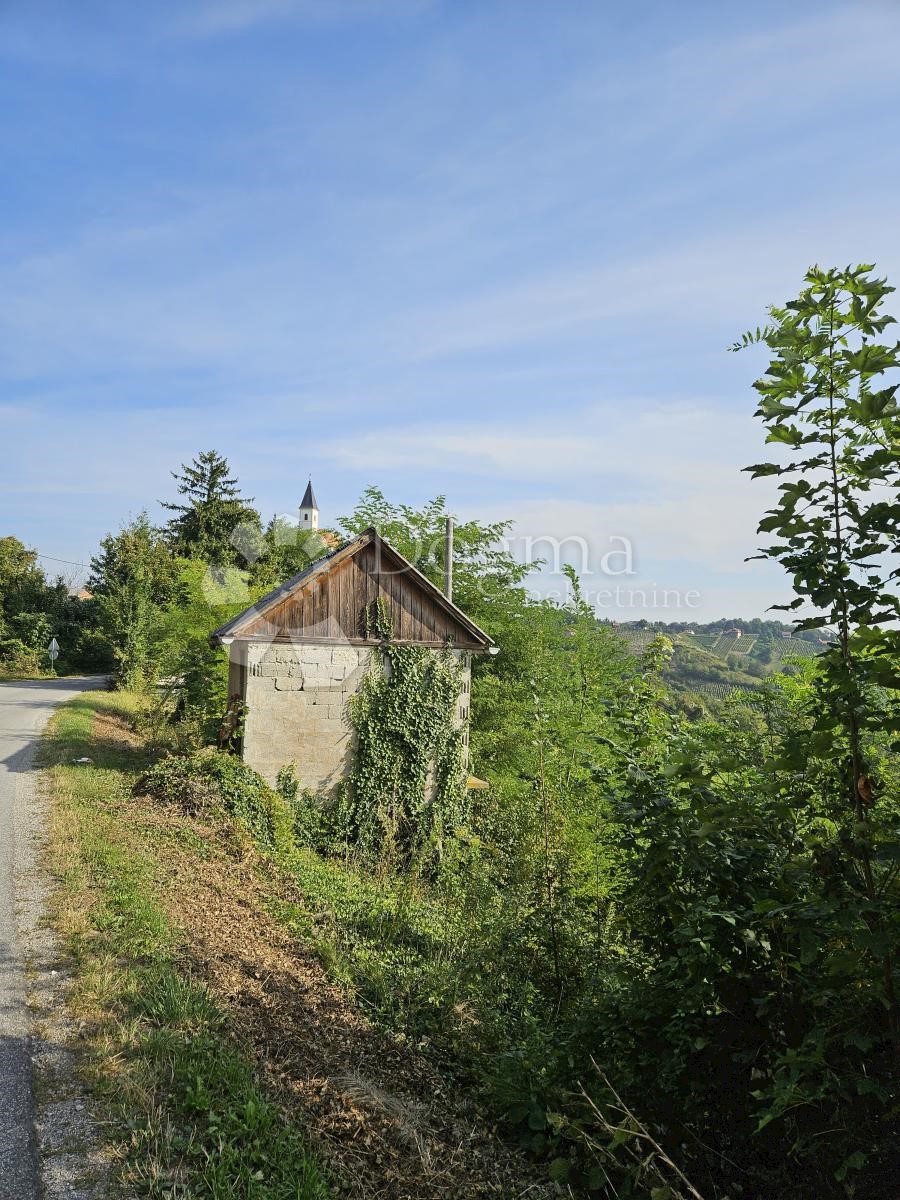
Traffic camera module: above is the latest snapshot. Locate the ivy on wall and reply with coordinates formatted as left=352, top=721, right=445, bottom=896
left=337, top=632, right=467, bottom=866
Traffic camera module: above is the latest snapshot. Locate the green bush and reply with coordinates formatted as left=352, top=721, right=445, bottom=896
left=139, top=753, right=295, bottom=857
left=276, top=765, right=330, bottom=851
left=0, top=637, right=43, bottom=675
left=337, top=643, right=466, bottom=865
left=8, top=610, right=53, bottom=651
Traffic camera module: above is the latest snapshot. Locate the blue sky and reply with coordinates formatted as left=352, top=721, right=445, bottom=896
left=2, top=0, right=899, bottom=619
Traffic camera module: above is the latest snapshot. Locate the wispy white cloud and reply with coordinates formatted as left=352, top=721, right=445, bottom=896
left=319, top=403, right=743, bottom=486
left=314, top=401, right=784, bottom=586
left=3, top=193, right=897, bottom=385
left=3, top=3, right=899, bottom=383
left=3, top=0, right=899, bottom=621
left=485, top=496, right=790, bottom=622
left=390, top=210, right=900, bottom=361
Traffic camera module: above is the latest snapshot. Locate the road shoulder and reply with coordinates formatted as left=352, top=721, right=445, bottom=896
left=14, top=698, right=110, bottom=1200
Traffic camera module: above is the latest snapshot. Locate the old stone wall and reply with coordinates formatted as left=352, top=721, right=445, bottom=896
left=238, top=642, right=473, bottom=793
left=241, top=643, right=373, bottom=790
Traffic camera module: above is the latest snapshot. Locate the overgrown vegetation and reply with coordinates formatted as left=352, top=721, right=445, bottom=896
left=336, top=640, right=467, bottom=865
left=270, top=266, right=898, bottom=1198
left=12, top=265, right=899, bottom=1197
left=140, top=749, right=297, bottom=855
left=43, top=691, right=330, bottom=1199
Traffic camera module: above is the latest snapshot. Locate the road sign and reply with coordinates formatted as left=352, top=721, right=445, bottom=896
left=47, top=638, right=59, bottom=663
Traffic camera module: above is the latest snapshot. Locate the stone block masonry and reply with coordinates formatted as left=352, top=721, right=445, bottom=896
left=237, top=642, right=473, bottom=794
left=241, top=643, right=374, bottom=790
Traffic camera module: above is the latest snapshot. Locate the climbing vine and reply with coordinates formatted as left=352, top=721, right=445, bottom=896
left=337, top=640, right=468, bottom=866
left=362, top=596, right=394, bottom=641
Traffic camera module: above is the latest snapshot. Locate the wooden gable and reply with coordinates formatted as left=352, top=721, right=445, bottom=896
left=211, top=529, right=493, bottom=651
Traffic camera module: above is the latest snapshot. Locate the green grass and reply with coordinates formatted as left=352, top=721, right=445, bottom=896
left=272, top=845, right=469, bottom=1039
left=43, top=691, right=330, bottom=1200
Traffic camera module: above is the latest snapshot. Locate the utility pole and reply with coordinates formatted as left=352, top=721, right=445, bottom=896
left=444, top=517, right=454, bottom=602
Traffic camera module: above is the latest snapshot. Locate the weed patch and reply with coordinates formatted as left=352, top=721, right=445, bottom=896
left=43, top=691, right=329, bottom=1199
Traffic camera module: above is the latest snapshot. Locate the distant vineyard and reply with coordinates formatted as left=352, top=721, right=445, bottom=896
left=617, top=627, right=825, bottom=666
left=686, top=632, right=759, bottom=656
left=619, top=629, right=660, bottom=650
left=695, top=681, right=752, bottom=700
left=714, top=634, right=740, bottom=655
left=770, top=639, right=821, bottom=659
left=691, top=633, right=720, bottom=651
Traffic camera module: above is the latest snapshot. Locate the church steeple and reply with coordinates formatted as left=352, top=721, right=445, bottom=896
left=299, top=479, right=319, bottom=530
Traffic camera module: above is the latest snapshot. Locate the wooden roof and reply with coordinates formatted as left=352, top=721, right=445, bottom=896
left=210, top=527, right=494, bottom=651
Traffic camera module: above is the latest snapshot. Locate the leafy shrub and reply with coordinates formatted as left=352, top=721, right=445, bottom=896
left=63, top=625, right=115, bottom=674
left=276, top=765, right=330, bottom=850
left=139, top=752, right=295, bottom=857
left=5, top=611, right=53, bottom=658
left=137, top=700, right=210, bottom=758
left=0, top=637, right=43, bottom=675
left=137, top=754, right=221, bottom=814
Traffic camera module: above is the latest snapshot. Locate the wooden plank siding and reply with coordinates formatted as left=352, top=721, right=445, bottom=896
left=234, top=537, right=487, bottom=649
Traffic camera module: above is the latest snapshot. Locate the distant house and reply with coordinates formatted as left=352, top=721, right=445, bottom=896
left=781, top=631, right=793, bottom=639
left=210, top=521, right=494, bottom=791
left=725, top=628, right=743, bottom=638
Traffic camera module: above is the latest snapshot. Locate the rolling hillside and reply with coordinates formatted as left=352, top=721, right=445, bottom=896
left=610, top=620, right=831, bottom=712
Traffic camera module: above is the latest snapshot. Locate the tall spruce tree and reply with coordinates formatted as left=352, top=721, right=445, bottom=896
left=161, top=449, right=259, bottom=566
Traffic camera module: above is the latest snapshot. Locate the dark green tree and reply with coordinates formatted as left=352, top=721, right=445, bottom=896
left=162, top=450, right=260, bottom=566
left=0, top=536, right=48, bottom=616
left=89, top=514, right=178, bottom=690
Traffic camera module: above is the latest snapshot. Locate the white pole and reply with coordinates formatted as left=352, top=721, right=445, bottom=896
left=444, top=517, right=454, bottom=602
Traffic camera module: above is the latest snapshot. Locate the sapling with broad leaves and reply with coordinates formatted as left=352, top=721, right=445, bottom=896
left=734, top=262, right=900, bottom=1055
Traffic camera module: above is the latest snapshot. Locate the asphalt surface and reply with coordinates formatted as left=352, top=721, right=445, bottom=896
left=0, top=677, right=101, bottom=1200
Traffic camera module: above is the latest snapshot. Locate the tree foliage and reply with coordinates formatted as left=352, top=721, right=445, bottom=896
left=0, top=535, right=110, bottom=675
left=162, top=449, right=260, bottom=566
left=735, top=262, right=900, bottom=1057
left=338, top=485, right=531, bottom=613
left=89, top=514, right=179, bottom=690
left=248, top=516, right=332, bottom=589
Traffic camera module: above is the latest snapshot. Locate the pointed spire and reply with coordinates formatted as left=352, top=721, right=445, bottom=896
left=300, top=479, right=318, bottom=511
left=299, top=479, right=320, bottom=530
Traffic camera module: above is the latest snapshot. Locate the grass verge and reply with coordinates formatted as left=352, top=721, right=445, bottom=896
left=267, top=847, right=479, bottom=1050
left=42, top=690, right=330, bottom=1199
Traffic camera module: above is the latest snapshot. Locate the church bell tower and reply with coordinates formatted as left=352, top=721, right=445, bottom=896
left=299, top=479, right=319, bottom=531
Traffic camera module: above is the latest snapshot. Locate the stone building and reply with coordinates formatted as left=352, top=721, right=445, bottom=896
left=210, top=526, right=494, bottom=790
